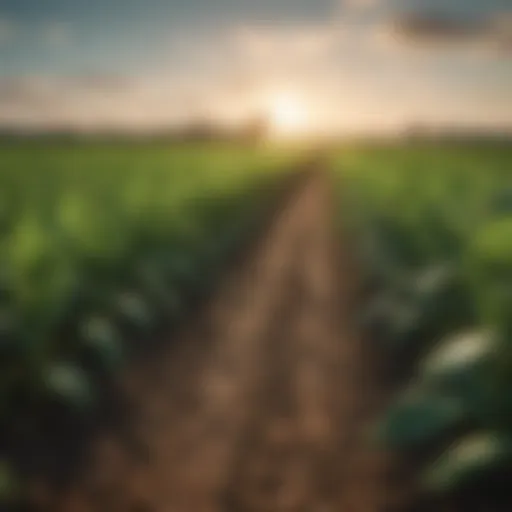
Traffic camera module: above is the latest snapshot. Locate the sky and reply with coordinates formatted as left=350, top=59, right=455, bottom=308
left=0, top=0, right=511, bottom=135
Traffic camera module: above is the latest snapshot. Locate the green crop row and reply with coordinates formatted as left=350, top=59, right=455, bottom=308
left=335, top=144, right=512, bottom=501
left=0, top=142, right=294, bottom=502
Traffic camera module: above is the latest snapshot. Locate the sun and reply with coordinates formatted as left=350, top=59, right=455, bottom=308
left=267, top=93, right=310, bottom=137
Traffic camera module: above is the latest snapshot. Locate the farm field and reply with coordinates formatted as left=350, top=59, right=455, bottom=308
left=334, top=144, right=512, bottom=506
left=1, top=0, right=509, bottom=510
left=0, top=142, right=297, bottom=504
left=0, top=141, right=511, bottom=511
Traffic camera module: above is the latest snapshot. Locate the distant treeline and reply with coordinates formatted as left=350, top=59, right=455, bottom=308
left=403, top=124, right=512, bottom=145
left=0, top=122, right=511, bottom=146
left=0, top=118, right=270, bottom=145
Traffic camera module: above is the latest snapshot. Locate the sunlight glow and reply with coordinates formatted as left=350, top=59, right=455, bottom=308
left=267, top=93, right=310, bottom=137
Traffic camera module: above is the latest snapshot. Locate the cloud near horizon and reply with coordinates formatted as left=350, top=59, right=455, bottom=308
left=389, top=10, right=512, bottom=54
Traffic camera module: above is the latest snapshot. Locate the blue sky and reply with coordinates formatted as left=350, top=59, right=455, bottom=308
left=0, top=0, right=510, bottom=133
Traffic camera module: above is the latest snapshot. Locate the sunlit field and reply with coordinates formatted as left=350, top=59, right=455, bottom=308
left=1, top=0, right=510, bottom=508
left=0, top=139, right=510, bottom=509
left=0, top=143, right=294, bottom=425
left=335, top=144, right=512, bottom=496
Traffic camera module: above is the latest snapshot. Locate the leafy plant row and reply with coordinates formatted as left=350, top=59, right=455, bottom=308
left=0, top=143, right=294, bottom=503
left=336, top=144, right=512, bottom=502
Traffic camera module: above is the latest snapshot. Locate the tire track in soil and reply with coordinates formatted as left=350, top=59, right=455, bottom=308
left=48, top=169, right=411, bottom=512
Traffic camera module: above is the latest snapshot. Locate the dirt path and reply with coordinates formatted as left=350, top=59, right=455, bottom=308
left=50, top=169, right=410, bottom=512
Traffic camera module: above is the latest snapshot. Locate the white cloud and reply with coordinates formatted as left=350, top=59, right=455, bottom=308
left=233, top=24, right=341, bottom=65
left=338, top=0, right=383, bottom=16
left=385, top=10, right=512, bottom=57
left=343, top=0, right=380, bottom=9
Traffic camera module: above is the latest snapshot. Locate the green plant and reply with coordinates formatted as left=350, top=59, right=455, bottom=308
left=337, top=144, right=512, bottom=496
left=0, top=142, right=295, bottom=491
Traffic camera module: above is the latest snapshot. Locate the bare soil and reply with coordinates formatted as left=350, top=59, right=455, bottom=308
left=35, top=169, right=413, bottom=512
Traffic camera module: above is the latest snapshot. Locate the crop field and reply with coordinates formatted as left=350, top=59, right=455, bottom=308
left=335, top=144, right=512, bottom=499
left=0, top=141, right=511, bottom=510
left=0, top=143, right=294, bottom=449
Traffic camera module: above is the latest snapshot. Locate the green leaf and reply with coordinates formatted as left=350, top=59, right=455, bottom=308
left=375, top=388, right=465, bottom=450
left=423, top=432, right=512, bottom=493
left=44, top=362, right=95, bottom=411
left=473, top=218, right=512, bottom=270
left=388, top=301, right=423, bottom=348
left=420, top=329, right=497, bottom=386
left=80, top=316, right=124, bottom=371
left=413, top=263, right=456, bottom=303
left=410, top=263, right=471, bottom=333
left=490, top=188, right=512, bottom=216
left=361, top=291, right=422, bottom=351
left=135, top=261, right=182, bottom=316
left=115, top=292, right=154, bottom=331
